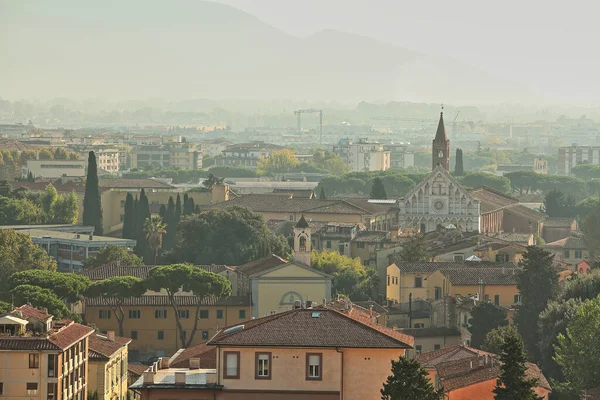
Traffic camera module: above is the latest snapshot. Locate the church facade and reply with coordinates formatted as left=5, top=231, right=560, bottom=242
left=397, top=112, right=481, bottom=233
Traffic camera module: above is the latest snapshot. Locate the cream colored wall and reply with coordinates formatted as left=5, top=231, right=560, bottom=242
left=88, top=360, right=104, bottom=399
left=412, top=336, right=461, bottom=353
left=88, top=346, right=128, bottom=400
left=386, top=264, right=401, bottom=303
left=216, top=346, right=405, bottom=400
left=255, top=280, right=328, bottom=317
left=260, top=265, right=320, bottom=278
left=451, top=285, right=519, bottom=307
left=399, top=271, right=432, bottom=303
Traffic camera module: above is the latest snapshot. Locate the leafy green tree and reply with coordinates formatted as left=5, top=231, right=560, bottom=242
left=202, top=173, right=225, bottom=191
left=468, top=302, right=508, bottom=349
left=554, top=295, right=600, bottom=396
left=586, top=179, right=600, bottom=196
left=504, top=171, right=540, bottom=196
left=538, top=298, right=582, bottom=385
left=0, top=230, right=56, bottom=299
left=0, top=301, right=11, bottom=314
left=493, top=332, right=539, bottom=400
left=165, top=207, right=291, bottom=265
left=380, top=356, right=444, bottom=400
left=206, top=166, right=256, bottom=178
left=562, top=270, right=600, bottom=301
left=571, top=164, right=600, bottom=182
left=256, top=149, right=299, bottom=175
left=144, top=215, right=167, bottom=265
left=83, top=245, right=143, bottom=269
left=515, top=246, right=558, bottom=361
left=38, top=148, right=54, bottom=160
left=576, top=196, right=600, bottom=218
left=0, top=196, right=45, bottom=224
left=145, top=263, right=231, bottom=347
left=8, top=270, right=90, bottom=303
left=461, top=172, right=511, bottom=194
left=311, top=150, right=349, bottom=175
left=370, top=177, right=388, bottom=199
left=0, top=180, right=12, bottom=197
left=482, top=325, right=519, bottom=354
left=398, top=233, right=429, bottom=262
left=311, top=250, right=378, bottom=300
left=319, top=186, right=326, bottom=200
left=582, top=209, right=600, bottom=258
left=85, top=276, right=146, bottom=336
left=10, top=285, right=71, bottom=319
left=83, top=151, right=103, bottom=234
left=51, top=190, right=79, bottom=224
left=454, top=148, right=464, bottom=176
left=542, top=189, right=576, bottom=218
left=122, top=193, right=135, bottom=239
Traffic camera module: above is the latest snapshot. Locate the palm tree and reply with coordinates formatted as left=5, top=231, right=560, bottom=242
left=143, top=215, right=167, bottom=265
left=202, top=173, right=225, bottom=191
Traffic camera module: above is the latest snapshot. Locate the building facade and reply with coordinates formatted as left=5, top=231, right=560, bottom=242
left=214, top=141, right=283, bottom=168
left=333, top=138, right=391, bottom=172
left=558, top=145, right=600, bottom=175
left=87, top=332, right=131, bottom=400
left=22, top=160, right=87, bottom=179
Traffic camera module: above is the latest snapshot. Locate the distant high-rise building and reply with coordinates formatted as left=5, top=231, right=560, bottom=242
left=558, top=144, right=600, bottom=175
left=333, top=138, right=391, bottom=172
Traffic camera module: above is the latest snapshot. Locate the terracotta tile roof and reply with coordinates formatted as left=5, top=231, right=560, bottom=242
left=504, top=204, right=546, bottom=222
left=353, top=300, right=388, bottom=315
left=352, top=230, right=389, bottom=243
left=546, top=235, right=587, bottom=249
left=525, top=362, right=551, bottom=390
left=469, top=187, right=519, bottom=213
left=442, top=364, right=501, bottom=392
left=543, top=217, right=576, bottom=228
left=128, top=363, right=149, bottom=377
left=48, top=323, right=95, bottom=350
left=85, top=295, right=251, bottom=307
left=99, top=178, right=174, bottom=189
left=438, top=267, right=519, bottom=285
left=387, top=259, right=517, bottom=274
left=78, top=261, right=229, bottom=280
left=169, top=343, right=217, bottom=369
left=208, top=308, right=413, bottom=349
left=11, top=181, right=91, bottom=194
left=272, top=189, right=315, bottom=199
left=234, top=254, right=288, bottom=276
left=489, top=232, right=532, bottom=244
left=88, top=333, right=131, bottom=360
left=1, top=322, right=95, bottom=351
left=11, top=304, right=52, bottom=321
left=414, top=345, right=493, bottom=366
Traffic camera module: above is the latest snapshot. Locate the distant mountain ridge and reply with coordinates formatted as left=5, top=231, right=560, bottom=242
left=0, top=0, right=535, bottom=103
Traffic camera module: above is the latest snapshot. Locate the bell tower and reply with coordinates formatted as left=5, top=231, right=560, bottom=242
left=293, top=215, right=311, bottom=267
left=432, top=111, right=450, bottom=171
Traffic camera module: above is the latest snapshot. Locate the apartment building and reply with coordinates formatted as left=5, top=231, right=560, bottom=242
left=383, top=143, right=415, bottom=169
left=558, top=144, right=600, bottom=175
left=0, top=305, right=94, bottom=400
left=0, top=226, right=136, bottom=272
left=214, top=141, right=283, bottom=168
left=84, top=295, right=251, bottom=361
left=87, top=332, right=131, bottom=400
left=131, top=307, right=414, bottom=400
left=76, top=148, right=120, bottom=173
left=130, top=143, right=201, bottom=170
left=333, top=138, right=391, bottom=172
left=22, top=160, right=87, bottom=179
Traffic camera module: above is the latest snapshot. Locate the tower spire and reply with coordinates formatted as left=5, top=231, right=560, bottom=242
left=432, top=110, right=450, bottom=171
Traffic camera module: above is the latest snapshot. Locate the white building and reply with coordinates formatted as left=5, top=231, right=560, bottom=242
left=22, top=159, right=87, bottom=179
left=333, top=138, right=391, bottom=172
left=78, top=148, right=120, bottom=173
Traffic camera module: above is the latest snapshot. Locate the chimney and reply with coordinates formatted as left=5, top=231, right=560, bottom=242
left=322, top=298, right=326, bottom=306
left=76, top=232, right=80, bottom=239
left=142, top=371, right=154, bottom=385
left=159, top=357, right=170, bottom=369
left=89, top=234, right=93, bottom=240
left=174, top=371, right=186, bottom=385
left=106, top=331, right=115, bottom=342
left=369, top=305, right=373, bottom=317
left=293, top=300, right=302, bottom=310
left=306, top=300, right=312, bottom=309
left=189, top=358, right=200, bottom=369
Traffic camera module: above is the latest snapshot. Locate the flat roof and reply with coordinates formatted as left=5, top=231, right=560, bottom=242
left=15, top=229, right=136, bottom=245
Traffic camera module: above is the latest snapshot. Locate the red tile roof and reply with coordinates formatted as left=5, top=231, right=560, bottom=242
left=234, top=254, right=288, bottom=276
left=88, top=333, right=131, bottom=360
left=48, top=323, right=95, bottom=350
left=208, top=308, right=413, bottom=349
left=0, top=322, right=94, bottom=351
left=128, top=363, right=149, bottom=377
left=169, top=343, right=217, bottom=369
left=85, top=295, right=251, bottom=307
left=12, top=304, right=52, bottom=321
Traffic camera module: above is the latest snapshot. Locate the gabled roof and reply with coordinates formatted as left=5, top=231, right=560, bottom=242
left=12, top=304, right=52, bottom=321
left=88, top=333, right=131, bottom=361
left=401, top=165, right=475, bottom=205
left=543, top=217, right=576, bottom=228
left=546, top=235, right=587, bottom=249
left=169, top=343, right=217, bottom=369
left=0, top=322, right=94, bottom=351
left=78, top=261, right=229, bottom=280
left=469, top=186, right=518, bottom=213
left=208, top=308, right=413, bottom=349
left=234, top=254, right=288, bottom=276
left=387, top=259, right=516, bottom=274
left=99, top=178, right=174, bottom=189
left=352, top=230, right=389, bottom=243
left=128, top=363, right=149, bottom=377
left=249, top=261, right=333, bottom=280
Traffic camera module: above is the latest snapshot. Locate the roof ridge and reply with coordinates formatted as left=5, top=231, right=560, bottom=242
left=208, top=309, right=298, bottom=345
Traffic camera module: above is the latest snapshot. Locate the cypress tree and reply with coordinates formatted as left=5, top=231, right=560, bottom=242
left=122, top=193, right=134, bottom=239
left=27, top=171, right=34, bottom=182
left=82, top=151, right=103, bottom=234
left=492, top=333, right=538, bottom=400
left=183, top=197, right=195, bottom=215
left=319, top=186, right=326, bottom=200
left=164, top=196, right=176, bottom=250
left=183, top=193, right=189, bottom=208
left=134, top=189, right=151, bottom=261
left=370, top=177, right=387, bottom=199
left=455, top=148, right=464, bottom=176
left=159, top=204, right=167, bottom=219
left=175, top=194, right=182, bottom=223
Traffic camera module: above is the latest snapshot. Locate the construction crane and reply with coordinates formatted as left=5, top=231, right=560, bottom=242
left=452, top=110, right=460, bottom=138
left=294, top=109, right=323, bottom=144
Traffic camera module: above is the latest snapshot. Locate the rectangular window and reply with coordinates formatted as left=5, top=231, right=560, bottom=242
left=224, top=352, right=240, bottom=379
left=387, top=276, right=390, bottom=286
left=494, top=295, right=500, bottom=306
left=155, top=309, right=167, bottom=319
left=29, top=353, right=39, bottom=369
left=131, top=331, right=138, bottom=340
left=435, top=287, right=442, bottom=300
left=415, top=345, right=422, bottom=354
left=157, top=331, right=164, bottom=340
left=48, top=354, right=56, bottom=377
left=484, top=294, right=490, bottom=302
left=99, top=310, right=111, bottom=319
left=575, top=250, right=583, bottom=258
left=0, top=382, right=3, bottom=395
left=217, top=309, right=224, bottom=319
left=256, top=352, right=271, bottom=379
left=357, top=242, right=365, bottom=249
left=128, top=310, right=141, bottom=319
left=199, top=310, right=209, bottom=319
left=202, top=330, right=209, bottom=340
left=27, top=383, right=38, bottom=395
left=434, top=344, right=441, bottom=350
left=326, top=240, right=332, bottom=249
left=414, top=276, right=422, bottom=288
left=564, top=250, right=570, bottom=259
left=414, top=323, right=425, bottom=328
left=453, top=254, right=464, bottom=261
left=239, top=309, right=246, bottom=319
left=514, top=294, right=522, bottom=304
left=47, top=383, right=57, bottom=400
left=306, top=353, right=322, bottom=380
left=178, top=309, right=190, bottom=319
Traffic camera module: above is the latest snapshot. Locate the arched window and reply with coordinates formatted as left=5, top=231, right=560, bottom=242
left=299, top=236, right=307, bottom=252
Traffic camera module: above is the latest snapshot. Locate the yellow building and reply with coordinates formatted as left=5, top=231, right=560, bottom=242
left=87, top=332, right=131, bottom=400
left=206, top=308, right=414, bottom=400
left=350, top=230, right=393, bottom=267
left=545, top=235, right=589, bottom=267
left=427, top=267, right=520, bottom=307
left=0, top=305, right=94, bottom=400
left=400, top=327, right=462, bottom=355
left=84, top=295, right=251, bottom=361
left=474, top=242, right=527, bottom=263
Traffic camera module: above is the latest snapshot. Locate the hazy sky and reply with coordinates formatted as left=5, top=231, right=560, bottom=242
left=213, top=0, right=599, bottom=104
